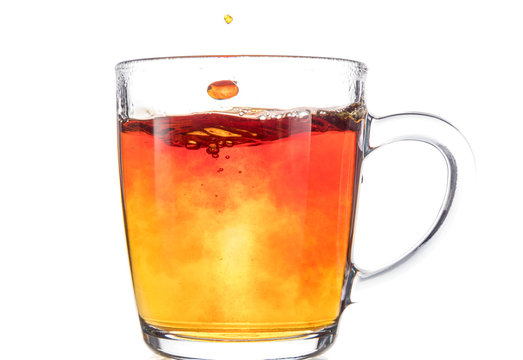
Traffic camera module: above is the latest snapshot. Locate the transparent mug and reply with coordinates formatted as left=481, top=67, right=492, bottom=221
left=116, top=56, right=471, bottom=360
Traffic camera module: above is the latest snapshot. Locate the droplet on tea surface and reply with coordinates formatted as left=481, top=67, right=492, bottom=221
left=224, top=14, right=233, bottom=24
left=207, top=80, right=239, bottom=100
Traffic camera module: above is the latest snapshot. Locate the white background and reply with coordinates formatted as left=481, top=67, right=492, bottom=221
left=1, top=0, right=522, bottom=359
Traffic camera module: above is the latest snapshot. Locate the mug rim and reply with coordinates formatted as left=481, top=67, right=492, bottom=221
left=115, top=55, right=367, bottom=73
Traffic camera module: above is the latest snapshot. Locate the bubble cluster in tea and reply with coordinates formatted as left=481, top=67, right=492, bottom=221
left=119, top=103, right=365, bottom=339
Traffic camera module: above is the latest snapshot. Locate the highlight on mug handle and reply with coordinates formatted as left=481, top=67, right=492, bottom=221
left=352, top=112, right=475, bottom=280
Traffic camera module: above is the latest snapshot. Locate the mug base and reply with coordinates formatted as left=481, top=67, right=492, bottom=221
left=140, top=318, right=338, bottom=360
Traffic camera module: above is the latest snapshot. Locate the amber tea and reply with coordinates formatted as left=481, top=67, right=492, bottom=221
left=119, top=104, right=365, bottom=340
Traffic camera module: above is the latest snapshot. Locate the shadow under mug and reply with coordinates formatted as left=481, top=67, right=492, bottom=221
left=116, top=56, right=472, bottom=360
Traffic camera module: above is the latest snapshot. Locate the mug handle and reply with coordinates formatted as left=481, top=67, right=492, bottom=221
left=352, top=112, right=474, bottom=280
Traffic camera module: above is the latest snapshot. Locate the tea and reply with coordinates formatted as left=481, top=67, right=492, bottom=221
left=119, top=104, right=365, bottom=339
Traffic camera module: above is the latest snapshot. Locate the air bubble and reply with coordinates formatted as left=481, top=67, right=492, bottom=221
left=239, top=111, right=244, bottom=116
left=185, top=140, right=200, bottom=150
left=259, top=115, right=267, bottom=120
left=225, top=140, right=233, bottom=147
left=298, top=110, right=311, bottom=122
left=206, top=143, right=219, bottom=155
left=212, top=153, right=219, bottom=158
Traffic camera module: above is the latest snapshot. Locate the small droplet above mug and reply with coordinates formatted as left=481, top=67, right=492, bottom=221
left=207, top=80, right=239, bottom=100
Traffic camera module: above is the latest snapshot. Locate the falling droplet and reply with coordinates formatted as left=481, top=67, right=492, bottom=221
left=224, top=14, right=233, bottom=24
left=207, top=80, right=239, bottom=100
left=217, top=168, right=224, bottom=173
left=225, top=155, right=230, bottom=159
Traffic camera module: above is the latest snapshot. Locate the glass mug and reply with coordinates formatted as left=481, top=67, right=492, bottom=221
left=116, top=56, right=471, bottom=360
